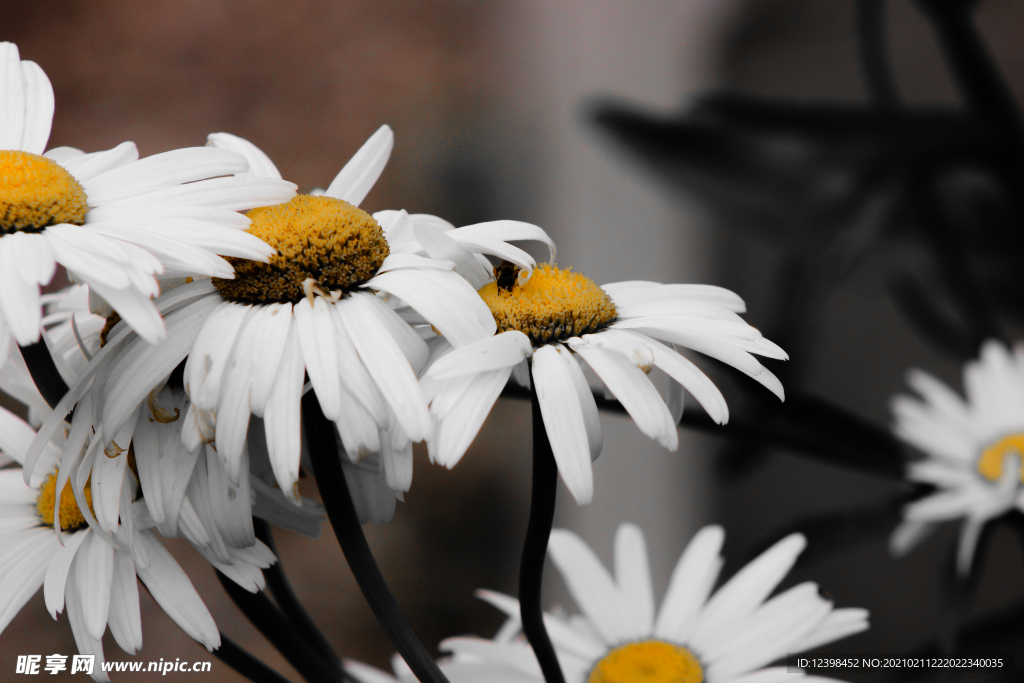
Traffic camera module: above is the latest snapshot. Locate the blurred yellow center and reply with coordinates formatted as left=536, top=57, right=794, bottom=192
left=478, top=263, right=617, bottom=347
left=588, top=641, right=703, bottom=683
left=213, top=195, right=389, bottom=304
left=35, top=469, right=94, bottom=532
left=0, top=150, right=88, bottom=233
left=977, top=434, right=1024, bottom=483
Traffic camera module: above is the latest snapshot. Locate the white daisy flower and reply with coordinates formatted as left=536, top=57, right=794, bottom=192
left=0, top=374, right=221, bottom=682
left=366, top=524, right=865, bottom=683
left=33, top=125, right=546, bottom=518
left=0, top=41, right=297, bottom=348
left=889, top=339, right=1024, bottom=575
left=422, top=263, right=786, bottom=504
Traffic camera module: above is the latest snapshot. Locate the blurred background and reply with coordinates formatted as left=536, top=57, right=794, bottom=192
left=2, top=0, right=1024, bottom=681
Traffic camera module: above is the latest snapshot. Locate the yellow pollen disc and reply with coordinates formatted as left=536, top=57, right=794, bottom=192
left=478, top=262, right=617, bottom=347
left=212, top=195, right=389, bottom=304
left=0, top=150, right=88, bottom=233
left=588, top=641, right=703, bottom=683
left=35, top=469, right=94, bottom=533
left=977, top=434, right=1024, bottom=483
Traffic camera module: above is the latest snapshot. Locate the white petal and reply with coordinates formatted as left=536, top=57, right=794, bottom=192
left=548, top=528, right=632, bottom=645
left=654, top=525, right=725, bottom=642
left=134, top=530, right=220, bottom=650
left=248, top=303, right=293, bottom=416
left=83, top=147, right=248, bottom=206
left=206, top=132, right=283, bottom=179
left=43, top=529, right=88, bottom=618
left=101, top=175, right=296, bottom=211
left=19, top=60, right=53, bottom=154
left=336, top=293, right=431, bottom=442
left=0, top=232, right=53, bottom=344
left=106, top=550, right=142, bottom=654
left=570, top=340, right=677, bottom=450
left=425, top=331, right=531, bottom=379
left=413, top=222, right=492, bottom=289
left=74, top=531, right=115, bottom=640
left=186, top=301, right=250, bottom=410
left=532, top=345, right=593, bottom=505
left=295, top=297, right=343, bottom=420
left=364, top=268, right=496, bottom=348
left=430, top=367, right=513, bottom=469
left=325, top=125, right=393, bottom=206
left=0, top=42, right=25, bottom=149
left=558, top=346, right=602, bottom=462
left=61, top=142, right=139, bottom=183
left=448, top=220, right=556, bottom=263
left=614, top=523, right=655, bottom=638
left=690, top=534, right=806, bottom=655
left=264, top=324, right=305, bottom=499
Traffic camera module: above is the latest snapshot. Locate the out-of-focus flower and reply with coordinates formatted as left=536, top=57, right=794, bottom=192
left=890, top=340, right=1024, bottom=575
left=423, top=263, right=785, bottom=504
left=0, top=41, right=296, bottom=349
left=347, top=524, right=867, bottom=683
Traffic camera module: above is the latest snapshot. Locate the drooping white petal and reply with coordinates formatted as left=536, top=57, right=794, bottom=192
left=558, top=346, right=602, bottom=462
left=336, top=293, right=431, bottom=442
left=263, top=323, right=305, bottom=499
left=134, top=530, right=220, bottom=651
left=532, top=345, right=593, bottom=505
left=365, top=268, right=496, bottom=348
left=295, top=297, right=343, bottom=420
left=0, top=232, right=53, bottom=344
left=430, top=367, right=513, bottom=469
left=425, top=331, right=531, bottom=380
left=74, top=531, right=115, bottom=640
left=570, top=340, right=677, bottom=451
left=413, top=222, right=492, bottom=290
left=106, top=550, right=142, bottom=654
left=42, top=529, right=88, bottom=618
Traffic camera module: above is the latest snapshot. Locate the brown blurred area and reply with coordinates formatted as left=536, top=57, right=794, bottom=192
left=4, top=1, right=1024, bottom=682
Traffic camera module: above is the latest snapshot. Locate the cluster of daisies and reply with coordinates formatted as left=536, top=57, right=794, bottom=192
left=1, top=36, right=1015, bottom=683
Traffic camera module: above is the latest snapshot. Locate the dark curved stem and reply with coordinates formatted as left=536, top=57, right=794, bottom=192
left=254, top=519, right=342, bottom=671
left=209, top=632, right=293, bottom=683
left=18, top=340, right=69, bottom=410
left=216, top=570, right=342, bottom=682
left=917, top=0, right=1024, bottom=160
left=857, top=0, right=899, bottom=108
left=301, top=391, right=450, bottom=683
left=520, top=374, right=565, bottom=683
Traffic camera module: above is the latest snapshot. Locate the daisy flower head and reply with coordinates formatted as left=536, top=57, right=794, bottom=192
left=423, top=260, right=787, bottom=504
left=0, top=41, right=297, bottom=348
left=890, top=340, right=1024, bottom=575
left=0, top=361, right=223, bottom=682
left=40, top=125, right=523, bottom=518
left=434, top=524, right=867, bottom=683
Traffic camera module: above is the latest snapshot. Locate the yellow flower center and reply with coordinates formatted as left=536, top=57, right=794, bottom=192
left=588, top=641, right=703, bottom=683
left=35, top=469, right=94, bottom=532
left=212, top=195, right=389, bottom=304
left=977, top=434, right=1024, bottom=483
left=478, top=262, right=617, bottom=347
left=0, top=150, right=88, bottom=233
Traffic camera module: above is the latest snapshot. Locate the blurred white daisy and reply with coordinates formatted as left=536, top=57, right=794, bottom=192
left=423, top=264, right=786, bottom=504
left=427, top=524, right=865, bottom=683
left=34, top=126, right=549, bottom=516
left=890, top=340, right=1024, bottom=575
left=0, top=367, right=221, bottom=682
left=0, top=41, right=296, bottom=348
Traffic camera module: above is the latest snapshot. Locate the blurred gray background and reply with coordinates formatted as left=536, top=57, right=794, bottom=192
left=2, top=1, right=1023, bottom=681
